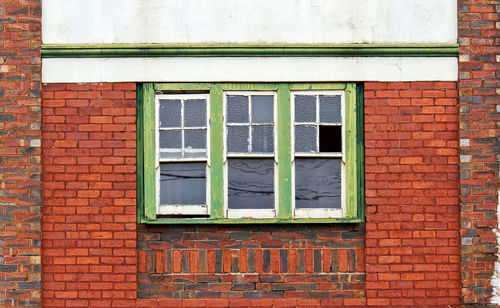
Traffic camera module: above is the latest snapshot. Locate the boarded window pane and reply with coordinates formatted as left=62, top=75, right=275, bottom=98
left=252, top=125, right=274, bottom=153
left=160, top=163, right=206, bottom=205
left=295, top=125, right=317, bottom=153
left=227, top=126, right=249, bottom=153
left=295, top=158, right=341, bottom=209
left=228, top=159, right=274, bottom=209
left=159, top=99, right=181, bottom=128
left=294, top=95, right=316, bottom=123
left=184, top=99, right=206, bottom=127
left=251, top=95, right=274, bottom=124
left=319, top=95, right=341, bottom=124
left=227, top=95, right=249, bottom=123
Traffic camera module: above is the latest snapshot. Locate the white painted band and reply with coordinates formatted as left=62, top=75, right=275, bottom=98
left=42, top=0, right=457, bottom=44
left=42, top=57, right=458, bottom=83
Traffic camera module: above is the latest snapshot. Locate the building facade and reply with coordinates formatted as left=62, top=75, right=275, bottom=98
left=0, top=0, right=498, bottom=307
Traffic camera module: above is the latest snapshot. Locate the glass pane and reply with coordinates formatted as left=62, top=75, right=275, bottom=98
left=185, top=129, right=206, bottom=150
left=295, top=159, right=341, bottom=209
left=227, top=95, right=249, bottom=124
left=160, top=163, right=206, bottom=205
left=159, top=130, right=181, bottom=149
left=319, top=95, right=341, bottom=124
left=252, top=125, right=274, bottom=153
left=160, top=151, right=182, bottom=160
left=295, top=125, right=317, bottom=153
left=251, top=95, right=273, bottom=124
left=227, top=126, right=249, bottom=153
left=228, top=159, right=274, bottom=209
left=184, top=99, right=206, bottom=127
left=294, top=95, right=316, bottom=123
left=159, top=99, right=181, bottom=128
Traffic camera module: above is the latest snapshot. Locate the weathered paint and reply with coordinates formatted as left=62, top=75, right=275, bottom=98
left=491, top=191, right=500, bottom=304
left=42, top=0, right=457, bottom=44
left=42, top=57, right=458, bottom=83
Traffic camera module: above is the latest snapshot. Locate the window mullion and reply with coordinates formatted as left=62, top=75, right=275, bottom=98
left=209, top=84, right=225, bottom=219
left=277, top=83, right=292, bottom=219
left=143, top=83, right=157, bottom=220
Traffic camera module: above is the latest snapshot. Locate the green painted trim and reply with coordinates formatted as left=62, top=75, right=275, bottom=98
left=221, top=83, right=279, bottom=91
left=288, top=83, right=347, bottom=91
left=345, top=84, right=357, bottom=218
left=136, top=83, right=145, bottom=224
left=142, top=218, right=364, bottom=224
left=154, top=83, right=212, bottom=91
left=42, top=43, right=458, bottom=58
left=277, top=84, right=292, bottom=219
left=210, top=84, right=224, bottom=219
left=355, top=83, right=365, bottom=222
left=142, top=83, right=156, bottom=220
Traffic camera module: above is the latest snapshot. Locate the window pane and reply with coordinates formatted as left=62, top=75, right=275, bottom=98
left=160, top=163, right=206, bottom=205
left=319, top=126, right=342, bottom=152
left=228, top=159, right=274, bottom=209
left=252, top=125, right=274, bottom=153
left=294, top=95, right=316, bottom=123
left=159, top=99, right=181, bottom=128
left=295, top=125, right=317, bottom=153
left=184, top=99, right=206, bottom=127
left=227, top=126, right=249, bottom=153
left=159, top=130, right=181, bottom=149
left=185, top=129, right=206, bottom=150
left=227, top=95, right=249, bottom=123
left=251, top=95, right=273, bottom=124
left=295, top=158, right=341, bottom=209
left=319, top=95, right=341, bottom=124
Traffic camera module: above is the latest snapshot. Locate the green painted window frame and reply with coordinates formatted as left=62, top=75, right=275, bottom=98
left=137, top=82, right=364, bottom=224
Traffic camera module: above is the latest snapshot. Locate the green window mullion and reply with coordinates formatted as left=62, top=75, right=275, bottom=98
left=209, top=84, right=224, bottom=219
left=142, top=83, right=156, bottom=220
left=277, top=84, right=292, bottom=219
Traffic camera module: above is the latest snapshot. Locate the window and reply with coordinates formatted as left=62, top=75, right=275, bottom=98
left=138, top=83, right=364, bottom=223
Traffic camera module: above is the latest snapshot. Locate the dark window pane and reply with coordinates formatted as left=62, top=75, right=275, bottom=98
left=319, top=95, right=341, bottom=124
left=319, top=126, right=341, bottom=152
left=294, top=95, right=316, bottom=123
left=184, top=99, right=206, bottom=127
left=159, top=99, right=181, bottom=128
left=227, top=126, right=249, bottom=153
left=295, top=125, right=317, bottom=153
left=252, top=125, right=274, bottom=153
left=160, top=163, right=206, bottom=205
left=295, top=159, right=341, bottom=209
left=159, top=130, right=181, bottom=149
left=251, top=95, right=274, bottom=123
left=185, top=129, right=206, bottom=150
left=227, top=95, right=249, bottom=123
left=228, top=159, right=274, bottom=209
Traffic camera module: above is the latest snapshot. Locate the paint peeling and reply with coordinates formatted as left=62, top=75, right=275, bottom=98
left=490, top=190, right=500, bottom=304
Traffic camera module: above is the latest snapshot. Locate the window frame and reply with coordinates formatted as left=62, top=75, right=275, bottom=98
left=137, top=82, right=364, bottom=224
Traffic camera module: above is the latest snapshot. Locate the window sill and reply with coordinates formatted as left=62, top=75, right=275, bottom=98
left=139, top=217, right=364, bottom=224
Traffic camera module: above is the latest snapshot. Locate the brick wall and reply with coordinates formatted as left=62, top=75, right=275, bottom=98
left=364, top=82, right=461, bottom=306
left=41, top=83, right=137, bottom=307
left=458, top=1, right=500, bottom=305
left=0, top=0, right=42, bottom=307
left=136, top=224, right=365, bottom=307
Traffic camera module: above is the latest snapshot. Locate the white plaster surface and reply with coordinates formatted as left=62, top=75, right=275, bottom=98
left=42, top=57, right=458, bottom=83
left=491, top=191, right=500, bottom=305
left=42, top=0, right=457, bottom=45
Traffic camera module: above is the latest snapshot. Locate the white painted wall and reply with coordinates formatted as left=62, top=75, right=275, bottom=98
left=42, top=0, right=457, bottom=45
left=42, top=57, right=458, bottom=83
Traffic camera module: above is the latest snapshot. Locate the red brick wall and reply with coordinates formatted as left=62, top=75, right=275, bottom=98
left=136, top=224, right=366, bottom=307
left=364, top=82, right=461, bottom=306
left=458, top=1, right=500, bottom=304
left=41, top=83, right=137, bottom=307
left=0, top=0, right=42, bottom=306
